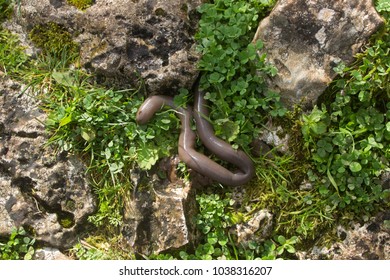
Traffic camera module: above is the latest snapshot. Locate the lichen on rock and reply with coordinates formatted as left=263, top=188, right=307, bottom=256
left=0, top=78, right=96, bottom=248
left=252, top=0, right=384, bottom=107
left=11, top=0, right=202, bottom=94
left=298, top=211, right=390, bottom=260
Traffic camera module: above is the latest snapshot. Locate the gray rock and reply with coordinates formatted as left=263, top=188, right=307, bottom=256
left=252, top=0, right=384, bottom=107
left=297, top=211, right=390, bottom=260
left=299, top=180, right=313, bottom=191
left=259, top=120, right=290, bottom=154
left=33, top=247, right=70, bottom=260
left=122, top=157, right=197, bottom=255
left=12, top=0, right=202, bottom=94
left=0, top=78, right=96, bottom=248
left=234, top=209, right=273, bottom=244
left=381, top=171, right=390, bottom=192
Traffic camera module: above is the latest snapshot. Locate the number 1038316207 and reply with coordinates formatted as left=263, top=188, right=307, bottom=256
left=212, top=266, right=272, bottom=276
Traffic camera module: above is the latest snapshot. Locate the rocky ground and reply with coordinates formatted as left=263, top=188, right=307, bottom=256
left=0, top=0, right=388, bottom=259
left=0, top=77, right=96, bottom=249
left=298, top=210, right=390, bottom=260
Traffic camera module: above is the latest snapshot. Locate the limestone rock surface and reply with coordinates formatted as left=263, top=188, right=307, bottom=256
left=252, top=0, right=384, bottom=107
left=33, top=247, right=71, bottom=260
left=234, top=209, right=273, bottom=244
left=298, top=211, right=390, bottom=260
left=122, top=157, right=197, bottom=255
left=0, top=78, right=96, bottom=248
left=11, top=0, right=202, bottom=94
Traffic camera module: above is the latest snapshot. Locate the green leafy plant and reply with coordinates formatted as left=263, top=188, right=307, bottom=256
left=175, top=193, right=298, bottom=260
left=0, top=228, right=35, bottom=260
left=376, top=0, right=390, bottom=13
left=42, top=71, right=180, bottom=172
left=273, top=235, right=298, bottom=255
left=72, top=243, right=108, bottom=260
left=196, top=0, right=284, bottom=152
left=186, top=193, right=235, bottom=260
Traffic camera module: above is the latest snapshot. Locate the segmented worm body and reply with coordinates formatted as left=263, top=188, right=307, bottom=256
left=136, top=87, right=255, bottom=186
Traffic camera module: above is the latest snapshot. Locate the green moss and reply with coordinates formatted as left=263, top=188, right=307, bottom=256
left=60, top=218, right=75, bottom=228
left=57, top=211, right=76, bottom=229
left=154, top=7, right=167, bottom=17
left=29, top=22, right=79, bottom=60
left=65, top=199, right=76, bottom=212
left=66, top=0, right=94, bottom=11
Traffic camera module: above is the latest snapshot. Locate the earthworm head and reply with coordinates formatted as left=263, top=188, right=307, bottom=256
left=135, top=97, right=159, bottom=125
left=136, top=96, right=174, bottom=125
left=135, top=107, right=148, bottom=125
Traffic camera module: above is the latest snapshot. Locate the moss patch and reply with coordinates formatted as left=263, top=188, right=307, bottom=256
left=58, top=211, right=76, bottom=229
left=66, top=0, right=94, bottom=11
left=29, top=22, right=79, bottom=60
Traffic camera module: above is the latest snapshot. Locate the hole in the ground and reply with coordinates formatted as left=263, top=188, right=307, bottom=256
left=11, top=176, right=36, bottom=195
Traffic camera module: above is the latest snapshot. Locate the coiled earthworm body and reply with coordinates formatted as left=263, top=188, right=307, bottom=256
left=193, top=87, right=255, bottom=185
left=136, top=88, right=255, bottom=186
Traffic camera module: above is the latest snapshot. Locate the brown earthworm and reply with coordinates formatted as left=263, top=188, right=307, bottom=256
left=193, top=86, right=255, bottom=185
left=136, top=88, right=255, bottom=186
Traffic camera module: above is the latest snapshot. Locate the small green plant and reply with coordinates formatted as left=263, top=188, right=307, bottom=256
left=0, top=228, right=35, bottom=260
left=0, top=28, right=29, bottom=75
left=42, top=70, right=180, bottom=173
left=273, top=235, right=298, bottom=256
left=238, top=234, right=298, bottom=260
left=72, top=243, right=108, bottom=260
left=71, top=236, right=133, bottom=260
